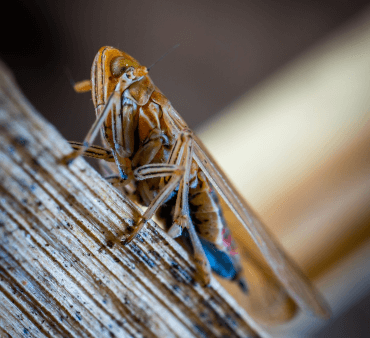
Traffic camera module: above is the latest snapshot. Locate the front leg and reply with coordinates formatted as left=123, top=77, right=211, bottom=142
left=62, top=90, right=121, bottom=164
left=68, top=141, right=132, bottom=184
left=68, top=142, right=114, bottom=162
left=63, top=68, right=138, bottom=165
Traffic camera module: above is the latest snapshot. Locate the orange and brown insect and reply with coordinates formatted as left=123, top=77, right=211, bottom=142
left=64, top=46, right=330, bottom=319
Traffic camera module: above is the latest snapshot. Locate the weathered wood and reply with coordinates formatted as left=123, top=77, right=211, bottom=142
left=0, top=61, right=264, bottom=337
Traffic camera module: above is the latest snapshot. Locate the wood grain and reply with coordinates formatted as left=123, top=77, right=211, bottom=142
left=0, top=60, right=262, bottom=338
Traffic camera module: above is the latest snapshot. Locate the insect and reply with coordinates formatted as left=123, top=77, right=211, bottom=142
left=64, top=46, right=330, bottom=319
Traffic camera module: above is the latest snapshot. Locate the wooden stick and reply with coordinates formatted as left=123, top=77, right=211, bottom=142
left=0, top=60, right=262, bottom=337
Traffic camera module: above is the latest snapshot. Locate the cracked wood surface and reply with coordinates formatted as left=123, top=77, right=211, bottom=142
left=0, top=61, right=262, bottom=337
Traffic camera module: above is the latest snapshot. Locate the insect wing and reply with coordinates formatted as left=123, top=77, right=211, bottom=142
left=191, top=134, right=330, bottom=318
left=160, top=101, right=330, bottom=317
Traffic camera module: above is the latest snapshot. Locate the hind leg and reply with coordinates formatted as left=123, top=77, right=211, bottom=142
left=168, top=131, right=211, bottom=286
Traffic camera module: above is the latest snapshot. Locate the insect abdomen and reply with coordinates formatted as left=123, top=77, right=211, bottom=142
left=189, top=171, right=224, bottom=246
left=189, top=170, right=243, bottom=280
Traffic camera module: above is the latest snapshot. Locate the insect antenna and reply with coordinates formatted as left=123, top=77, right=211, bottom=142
left=147, top=44, right=180, bottom=71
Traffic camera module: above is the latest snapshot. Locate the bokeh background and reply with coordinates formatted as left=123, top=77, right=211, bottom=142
left=1, top=0, right=370, bottom=336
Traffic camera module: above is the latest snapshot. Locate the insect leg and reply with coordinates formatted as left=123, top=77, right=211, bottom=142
left=121, top=165, right=184, bottom=244
left=67, top=141, right=115, bottom=162
left=134, top=163, right=184, bottom=180
left=167, top=133, right=193, bottom=237
left=134, top=128, right=187, bottom=204
left=111, top=98, right=137, bottom=159
left=131, top=129, right=168, bottom=169
left=122, top=129, right=190, bottom=243
left=104, top=175, right=127, bottom=187
left=63, top=90, right=121, bottom=164
left=106, top=96, right=136, bottom=182
left=156, top=129, right=185, bottom=190
left=170, top=132, right=212, bottom=285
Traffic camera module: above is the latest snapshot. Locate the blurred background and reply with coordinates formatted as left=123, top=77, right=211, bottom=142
left=1, top=0, right=370, bottom=336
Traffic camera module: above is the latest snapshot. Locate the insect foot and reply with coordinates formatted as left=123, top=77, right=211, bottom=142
left=121, top=217, right=148, bottom=245
left=61, top=150, right=80, bottom=165
left=167, top=222, right=183, bottom=238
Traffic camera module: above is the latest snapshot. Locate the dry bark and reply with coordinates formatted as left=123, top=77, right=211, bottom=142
left=0, top=60, right=262, bottom=337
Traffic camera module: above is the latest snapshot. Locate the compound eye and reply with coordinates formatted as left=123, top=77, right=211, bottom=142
left=111, top=57, right=136, bottom=77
